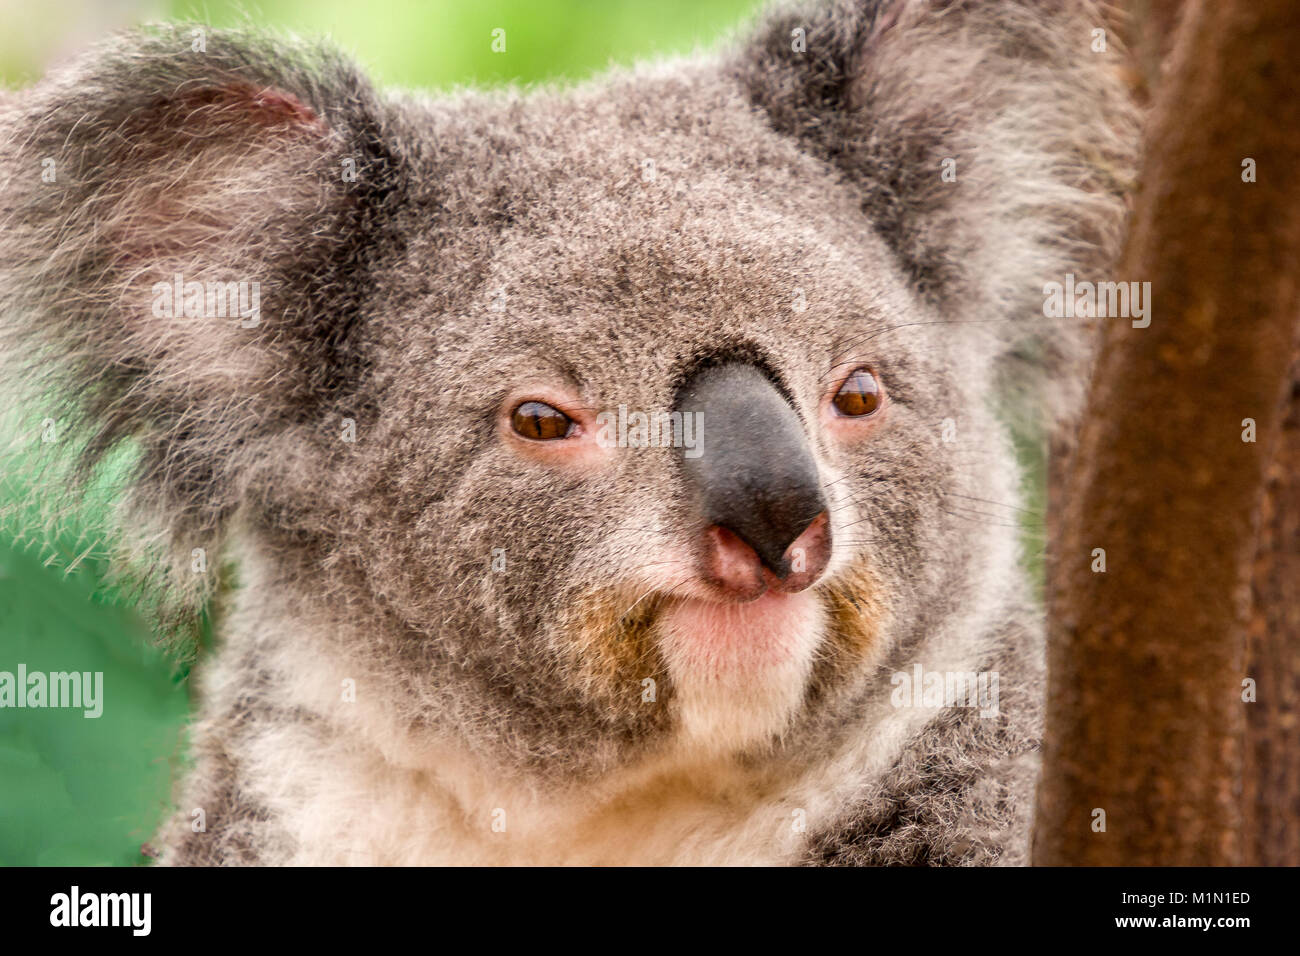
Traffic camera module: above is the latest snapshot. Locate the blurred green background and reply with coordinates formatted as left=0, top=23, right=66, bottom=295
left=0, top=0, right=761, bottom=867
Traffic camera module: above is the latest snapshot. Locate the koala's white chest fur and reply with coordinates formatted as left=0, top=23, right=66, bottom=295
left=248, top=731, right=815, bottom=866
left=222, top=687, right=935, bottom=867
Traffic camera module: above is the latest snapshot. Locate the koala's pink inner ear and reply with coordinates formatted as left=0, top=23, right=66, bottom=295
left=99, top=81, right=334, bottom=271
left=163, top=82, right=329, bottom=137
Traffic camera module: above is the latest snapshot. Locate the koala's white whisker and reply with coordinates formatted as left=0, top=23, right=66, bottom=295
left=819, top=473, right=857, bottom=492
left=835, top=511, right=879, bottom=532
left=945, top=493, right=1043, bottom=519
left=617, top=558, right=683, bottom=576
left=939, top=507, right=1029, bottom=530
left=615, top=573, right=691, bottom=627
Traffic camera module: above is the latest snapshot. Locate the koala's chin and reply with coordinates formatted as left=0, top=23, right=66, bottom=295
left=656, top=592, right=826, bottom=754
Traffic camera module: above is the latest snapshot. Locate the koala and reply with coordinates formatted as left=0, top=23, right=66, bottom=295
left=0, top=0, right=1134, bottom=865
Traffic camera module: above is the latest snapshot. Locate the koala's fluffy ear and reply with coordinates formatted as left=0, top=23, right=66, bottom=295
left=0, top=26, right=407, bottom=557
left=738, top=0, right=1137, bottom=416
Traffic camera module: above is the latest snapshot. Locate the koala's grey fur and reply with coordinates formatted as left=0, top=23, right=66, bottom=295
left=0, top=1, right=1134, bottom=865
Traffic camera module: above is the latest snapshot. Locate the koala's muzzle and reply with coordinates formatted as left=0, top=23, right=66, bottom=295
left=676, top=363, right=830, bottom=596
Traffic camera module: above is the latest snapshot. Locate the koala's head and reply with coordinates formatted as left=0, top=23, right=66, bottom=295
left=0, top=3, right=1132, bottom=778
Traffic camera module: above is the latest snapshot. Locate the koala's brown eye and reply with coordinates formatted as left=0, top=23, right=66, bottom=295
left=833, top=368, right=882, bottom=417
left=511, top=401, right=574, bottom=440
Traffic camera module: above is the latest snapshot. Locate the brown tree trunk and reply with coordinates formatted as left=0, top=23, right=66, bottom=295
left=1034, top=0, right=1300, bottom=865
left=1243, top=357, right=1300, bottom=865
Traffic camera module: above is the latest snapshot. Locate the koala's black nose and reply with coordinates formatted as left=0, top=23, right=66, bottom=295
left=675, top=363, right=827, bottom=578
